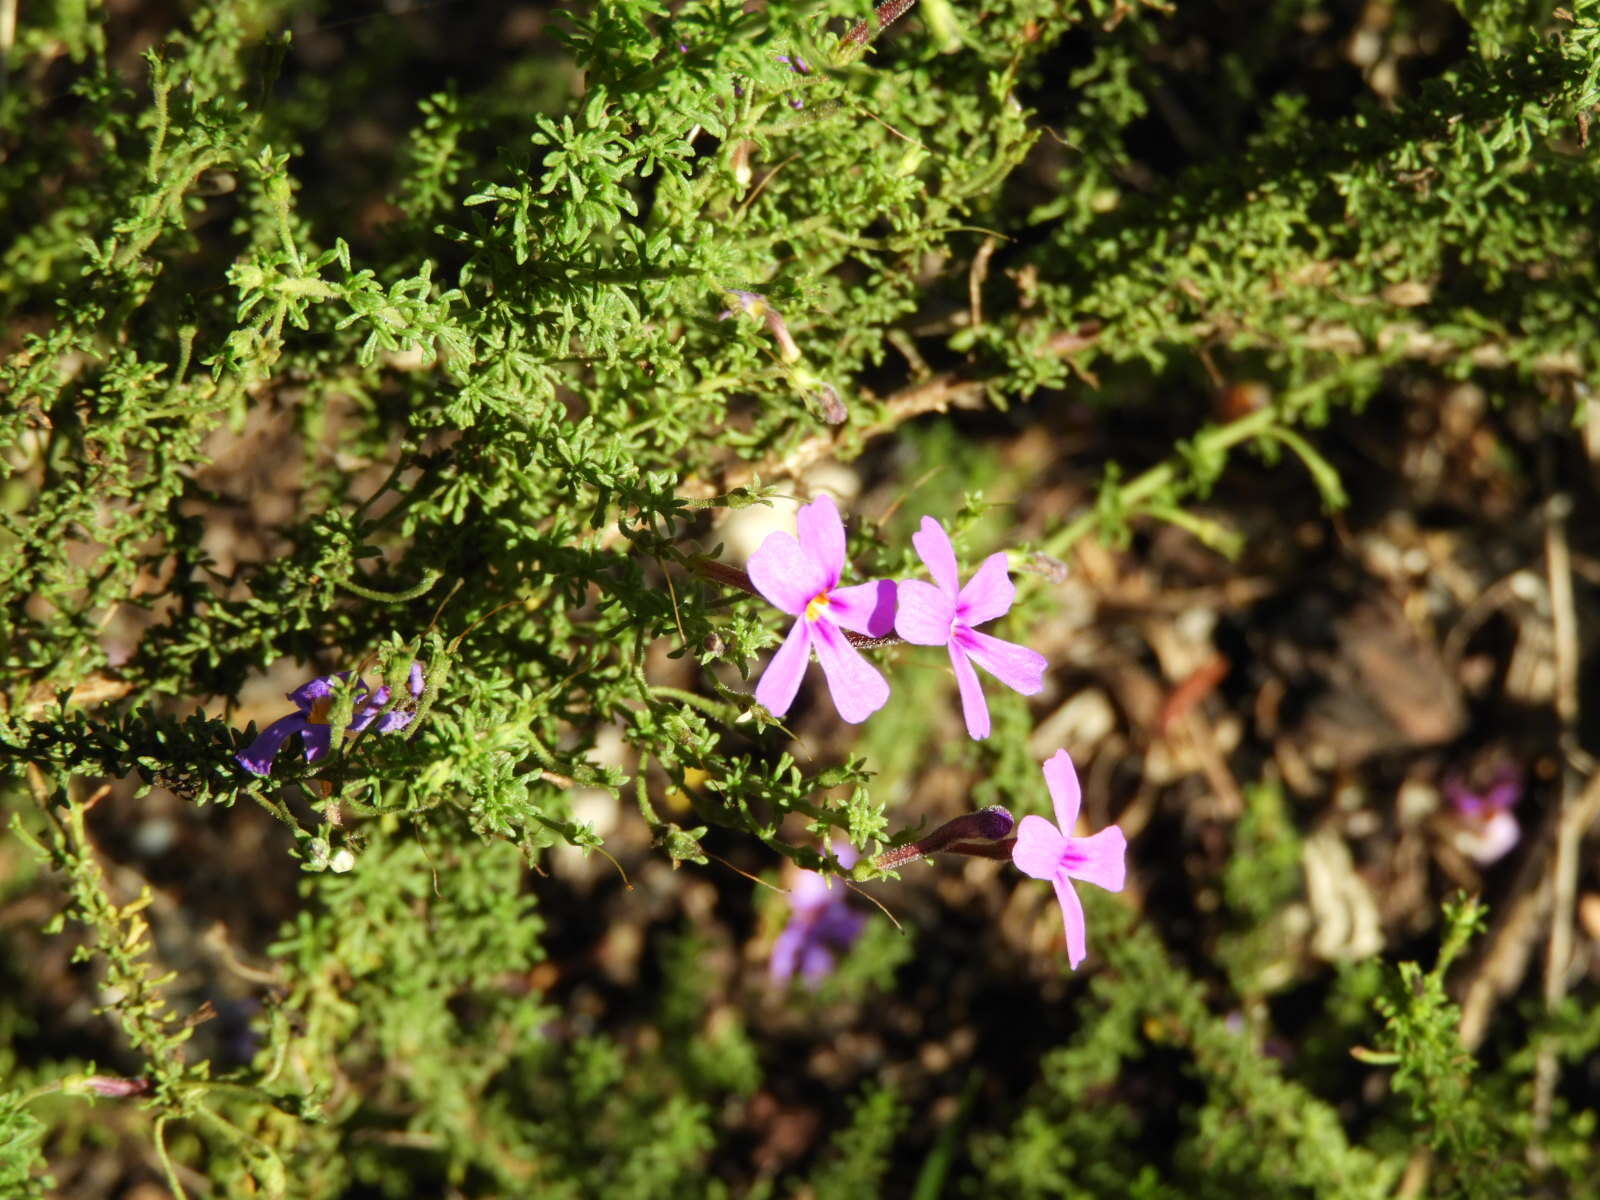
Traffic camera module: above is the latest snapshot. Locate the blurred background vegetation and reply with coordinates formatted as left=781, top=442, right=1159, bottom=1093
left=3, top=0, right=1600, bottom=1195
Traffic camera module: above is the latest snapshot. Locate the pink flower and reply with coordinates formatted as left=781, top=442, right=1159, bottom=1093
left=747, top=494, right=896, bottom=723
left=893, top=516, right=1046, bottom=739
left=1011, top=750, right=1127, bottom=968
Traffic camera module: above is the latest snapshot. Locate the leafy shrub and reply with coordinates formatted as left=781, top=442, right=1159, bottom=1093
left=4, top=0, right=1599, bottom=1194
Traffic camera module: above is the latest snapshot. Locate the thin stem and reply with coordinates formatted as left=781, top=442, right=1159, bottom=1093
left=351, top=450, right=417, bottom=523
left=335, top=568, right=442, bottom=604
left=1041, top=405, right=1278, bottom=558
left=247, top=787, right=305, bottom=836
left=650, top=684, right=741, bottom=723
left=634, top=753, right=662, bottom=827
left=153, top=1116, right=190, bottom=1200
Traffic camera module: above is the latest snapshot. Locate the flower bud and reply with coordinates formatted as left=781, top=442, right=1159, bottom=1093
left=870, top=806, right=1016, bottom=870
left=81, top=1075, right=151, bottom=1098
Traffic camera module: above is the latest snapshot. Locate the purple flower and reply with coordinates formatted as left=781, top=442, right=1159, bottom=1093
left=771, top=844, right=866, bottom=987
left=1445, top=766, right=1521, bottom=864
left=748, top=494, right=896, bottom=724
left=893, top=516, right=1047, bottom=740
left=1012, top=750, right=1127, bottom=968
left=236, top=665, right=424, bottom=776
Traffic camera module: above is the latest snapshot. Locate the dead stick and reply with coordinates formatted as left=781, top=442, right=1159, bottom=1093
left=1534, top=492, right=1580, bottom=1134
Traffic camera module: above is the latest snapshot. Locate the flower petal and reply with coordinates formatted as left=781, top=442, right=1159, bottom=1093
left=340, top=678, right=421, bottom=736
left=956, top=552, right=1015, bottom=627
left=754, top=619, right=812, bottom=717
left=348, top=685, right=392, bottom=733
left=829, top=579, right=897, bottom=637
left=288, top=673, right=355, bottom=711
left=796, top=494, right=846, bottom=589
left=1065, top=825, right=1127, bottom=893
left=1052, top=873, right=1089, bottom=969
left=814, top=901, right=866, bottom=947
left=893, top=578, right=956, bottom=645
left=723, top=289, right=766, bottom=319
left=789, top=869, right=833, bottom=913
left=1482, top=775, right=1521, bottom=813
left=372, top=708, right=417, bottom=736
left=911, top=516, right=960, bottom=597
left=1011, top=814, right=1068, bottom=880
left=1463, top=811, right=1520, bottom=865
left=235, top=714, right=311, bottom=776
left=959, top=627, right=1046, bottom=697
left=748, top=530, right=829, bottom=615
left=1041, top=749, right=1081, bottom=832
left=811, top=619, right=889, bottom=724
left=1445, top=780, right=1482, bottom=818
left=769, top=921, right=808, bottom=984
left=950, top=642, right=991, bottom=740
left=299, top=724, right=335, bottom=764
left=799, top=941, right=837, bottom=986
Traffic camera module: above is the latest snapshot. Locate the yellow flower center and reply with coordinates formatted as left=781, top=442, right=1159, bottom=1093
left=308, top=696, right=334, bottom=725
left=805, top=591, right=830, bottom=622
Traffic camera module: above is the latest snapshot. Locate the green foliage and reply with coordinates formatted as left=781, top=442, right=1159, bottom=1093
left=974, top=898, right=1397, bottom=1199
left=1222, top=780, right=1303, bottom=926
left=1369, top=896, right=1525, bottom=1197
left=516, top=1036, right=722, bottom=1199
left=0, top=1090, right=50, bottom=1199
left=974, top=886, right=1593, bottom=1197
left=3, top=0, right=1598, bottom=1191
left=1502, top=996, right=1600, bottom=1182
left=1214, top=778, right=1304, bottom=996
left=804, top=1082, right=907, bottom=1199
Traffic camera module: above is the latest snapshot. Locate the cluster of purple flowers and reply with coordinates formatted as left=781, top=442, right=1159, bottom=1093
left=235, top=665, right=424, bottom=776
left=769, top=843, right=868, bottom=988
left=752, top=495, right=1127, bottom=975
